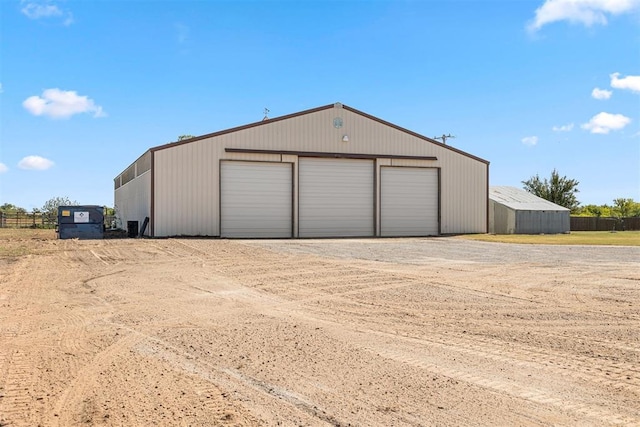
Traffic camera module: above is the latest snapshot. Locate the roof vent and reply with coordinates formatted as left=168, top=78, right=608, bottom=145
left=334, top=102, right=343, bottom=109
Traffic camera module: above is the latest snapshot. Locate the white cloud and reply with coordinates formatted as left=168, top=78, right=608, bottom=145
left=21, top=1, right=73, bottom=26
left=21, top=2, right=62, bottom=19
left=581, top=112, right=631, bottom=134
left=591, top=87, right=612, bottom=100
left=528, top=0, right=640, bottom=32
left=552, top=123, right=574, bottom=131
left=522, top=136, right=539, bottom=146
left=610, top=72, right=640, bottom=93
left=0, top=83, right=3, bottom=93
left=0, top=163, right=8, bottom=173
left=18, top=155, right=54, bottom=170
left=23, top=88, right=106, bottom=119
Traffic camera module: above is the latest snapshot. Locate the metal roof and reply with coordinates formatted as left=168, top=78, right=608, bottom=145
left=489, top=186, right=569, bottom=211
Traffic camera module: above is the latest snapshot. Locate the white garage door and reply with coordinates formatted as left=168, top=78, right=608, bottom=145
left=381, top=167, right=439, bottom=236
left=221, top=161, right=292, bottom=238
left=299, top=158, right=374, bottom=237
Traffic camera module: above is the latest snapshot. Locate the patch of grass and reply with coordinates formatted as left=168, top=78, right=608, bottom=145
left=0, top=228, right=57, bottom=258
left=0, top=228, right=57, bottom=240
left=458, top=231, right=640, bottom=246
left=0, top=246, right=32, bottom=258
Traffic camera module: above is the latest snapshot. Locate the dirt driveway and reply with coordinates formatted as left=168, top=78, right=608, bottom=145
left=1, top=233, right=638, bottom=426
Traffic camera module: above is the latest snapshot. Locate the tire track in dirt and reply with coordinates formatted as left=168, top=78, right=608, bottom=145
left=133, top=333, right=442, bottom=427
left=238, top=239, right=640, bottom=321
left=362, top=328, right=640, bottom=395
left=89, top=249, right=110, bottom=265
left=0, top=349, right=42, bottom=427
left=5, top=235, right=636, bottom=425
left=294, top=294, right=640, bottom=405
left=0, top=256, right=50, bottom=427
left=368, top=343, right=638, bottom=426
left=53, top=332, right=144, bottom=427
left=250, top=288, right=639, bottom=426
left=385, top=267, right=640, bottom=322
left=322, top=273, right=640, bottom=397
left=273, top=303, right=639, bottom=426
left=168, top=238, right=640, bottom=413
left=132, top=332, right=340, bottom=426
left=219, top=368, right=349, bottom=426
left=49, top=271, right=126, bottom=389
left=252, top=263, right=640, bottom=398
left=167, top=239, right=553, bottom=307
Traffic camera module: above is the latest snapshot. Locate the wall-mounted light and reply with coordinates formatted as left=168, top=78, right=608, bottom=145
left=342, top=135, right=349, bottom=142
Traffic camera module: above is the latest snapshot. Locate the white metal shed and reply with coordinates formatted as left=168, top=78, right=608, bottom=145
left=489, top=186, right=570, bottom=234
left=114, top=103, right=489, bottom=238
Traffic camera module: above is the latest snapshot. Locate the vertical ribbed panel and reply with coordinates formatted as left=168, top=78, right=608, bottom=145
left=154, top=139, right=219, bottom=236
left=142, top=104, right=487, bottom=237
left=380, top=167, right=438, bottom=236
left=220, top=161, right=292, bottom=238
left=299, top=158, right=374, bottom=237
left=114, top=171, right=151, bottom=234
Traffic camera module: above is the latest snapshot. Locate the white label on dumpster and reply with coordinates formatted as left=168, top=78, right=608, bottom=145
left=74, top=211, right=90, bottom=223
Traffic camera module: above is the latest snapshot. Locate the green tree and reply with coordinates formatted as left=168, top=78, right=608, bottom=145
left=177, top=134, right=195, bottom=141
left=612, top=198, right=640, bottom=218
left=41, top=196, right=78, bottom=217
left=522, top=169, right=580, bottom=212
left=574, top=204, right=612, bottom=217
left=1, top=204, right=28, bottom=214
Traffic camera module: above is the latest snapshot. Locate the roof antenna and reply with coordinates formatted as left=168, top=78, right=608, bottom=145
left=263, top=107, right=270, bottom=121
left=434, top=133, right=455, bottom=145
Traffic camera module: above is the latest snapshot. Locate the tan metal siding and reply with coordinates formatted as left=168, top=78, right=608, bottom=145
left=439, top=157, right=487, bottom=234
left=148, top=104, right=487, bottom=236
left=154, top=139, right=219, bottom=236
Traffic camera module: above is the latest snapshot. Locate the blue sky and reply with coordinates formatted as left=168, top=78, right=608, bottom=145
left=1, top=0, right=638, bottom=211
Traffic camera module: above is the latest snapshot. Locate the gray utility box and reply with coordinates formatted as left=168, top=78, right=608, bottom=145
left=57, top=206, right=104, bottom=239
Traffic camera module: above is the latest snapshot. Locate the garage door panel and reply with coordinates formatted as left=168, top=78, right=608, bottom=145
left=299, top=158, right=374, bottom=238
left=221, top=161, right=292, bottom=238
left=381, top=167, right=438, bottom=236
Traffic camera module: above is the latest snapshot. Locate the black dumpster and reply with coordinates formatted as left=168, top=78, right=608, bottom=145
left=58, top=206, right=104, bottom=239
left=127, top=221, right=139, bottom=238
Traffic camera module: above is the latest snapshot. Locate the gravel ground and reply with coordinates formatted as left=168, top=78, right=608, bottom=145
left=1, top=234, right=638, bottom=426
left=247, top=236, right=640, bottom=264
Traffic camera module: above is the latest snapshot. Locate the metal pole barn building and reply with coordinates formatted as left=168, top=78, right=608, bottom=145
left=114, top=103, right=489, bottom=238
left=489, top=186, right=570, bottom=234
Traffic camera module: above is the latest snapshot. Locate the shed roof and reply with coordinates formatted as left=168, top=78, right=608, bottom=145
left=489, top=186, right=569, bottom=211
